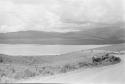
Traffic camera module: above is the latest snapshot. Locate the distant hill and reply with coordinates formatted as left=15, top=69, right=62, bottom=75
left=0, top=26, right=125, bottom=45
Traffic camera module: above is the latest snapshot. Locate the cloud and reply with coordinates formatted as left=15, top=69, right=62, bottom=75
left=0, top=1, right=63, bottom=32
left=0, top=0, right=124, bottom=33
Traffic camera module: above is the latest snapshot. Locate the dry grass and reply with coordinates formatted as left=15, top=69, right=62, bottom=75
left=0, top=43, right=124, bottom=83
left=0, top=52, right=121, bottom=83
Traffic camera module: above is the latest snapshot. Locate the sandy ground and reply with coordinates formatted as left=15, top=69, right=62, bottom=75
left=16, top=54, right=125, bottom=84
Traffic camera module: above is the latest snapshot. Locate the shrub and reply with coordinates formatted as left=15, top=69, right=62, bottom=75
left=78, top=62, right=88, bottom=68
left=92, top=53, right=121, bottom=66
left=60, top=64, right=75, bottom=73
left=0, top=56, right=3, bottom=63
left=23, top=69, right=36, bottom=78
left=15, top=69, right=36, bottom=79
left=110, top=56, right=121, bottom=64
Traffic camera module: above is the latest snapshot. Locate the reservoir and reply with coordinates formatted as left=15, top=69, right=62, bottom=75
left=0, top=44, right=109, bottom=56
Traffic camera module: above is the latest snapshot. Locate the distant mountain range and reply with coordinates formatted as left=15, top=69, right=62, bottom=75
left=0, top=25, right=125, bottom=45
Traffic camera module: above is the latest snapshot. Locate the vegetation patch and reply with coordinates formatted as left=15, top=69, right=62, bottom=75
left=0, top=52, right=121, bottom=83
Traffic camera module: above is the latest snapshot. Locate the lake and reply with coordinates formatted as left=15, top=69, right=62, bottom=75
left=0, top=44, right=109, bottom=56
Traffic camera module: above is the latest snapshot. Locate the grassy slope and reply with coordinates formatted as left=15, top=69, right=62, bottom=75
left=1, top=43, right=125, bottom=66
left=0, top=43, right=124, bottom=83
left=0, top=52, right=93, bottom=83
left=0, top=52, right=91, bottom=66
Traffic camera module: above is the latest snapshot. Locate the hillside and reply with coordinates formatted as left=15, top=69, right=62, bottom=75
left=0, top=51, right=121, bottom=83
left=0, top=43, right=123, bottom=83
left=0, top=25, right=124, bottom=44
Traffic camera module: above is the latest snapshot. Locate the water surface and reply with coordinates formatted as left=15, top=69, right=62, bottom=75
left=0, top=44, right=109, bottom=56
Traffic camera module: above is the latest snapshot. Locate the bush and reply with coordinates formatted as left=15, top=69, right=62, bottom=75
left=0, top=56, right=3, bottom=63
left=60, top=64, right=76, bottom=73
left=15, top=69, right=36, bottom=79
left=78, top=62, right=88, bottom=68
left=23, top=69, right=36, bottom=78
left=92, top=53, right=121, bottom=66
left=110, top=56, right=121, bottom=63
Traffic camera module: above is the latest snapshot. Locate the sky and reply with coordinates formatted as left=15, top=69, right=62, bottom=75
left=0, top=0, right=124, bottom=33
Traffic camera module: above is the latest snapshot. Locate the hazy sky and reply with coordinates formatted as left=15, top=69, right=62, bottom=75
left=0, top=0, right=124, bottom=33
